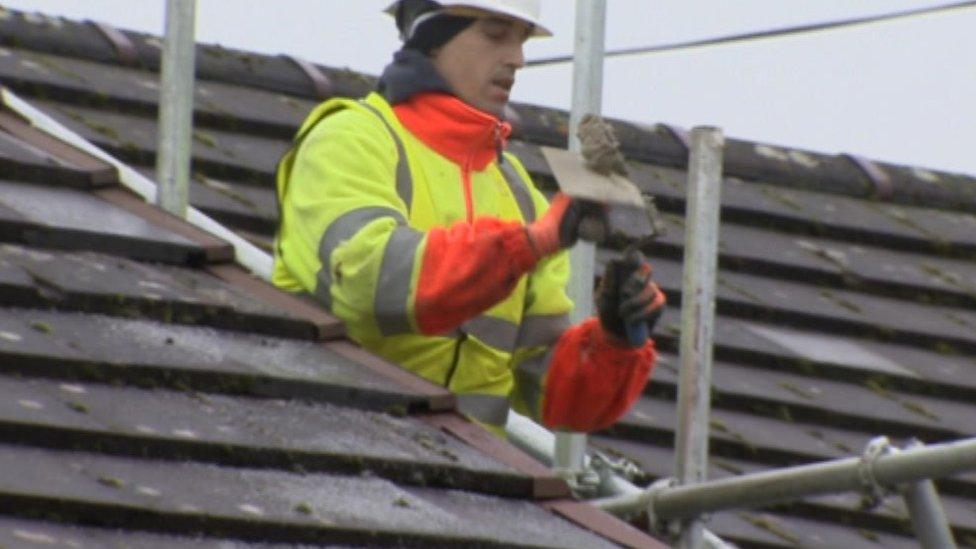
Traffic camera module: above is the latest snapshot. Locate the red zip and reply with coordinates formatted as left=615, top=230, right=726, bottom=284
left=462, top=158, right=475, bottom=224
left=461, top=121, right=504, bottom=224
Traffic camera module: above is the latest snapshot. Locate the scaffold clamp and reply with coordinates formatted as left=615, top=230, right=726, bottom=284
left=646, top=477, right=679, bottom=536
left=858, top=435, right=897, bottom=510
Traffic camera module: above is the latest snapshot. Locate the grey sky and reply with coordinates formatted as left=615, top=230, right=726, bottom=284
left=3, top=0, right=974, bottom=177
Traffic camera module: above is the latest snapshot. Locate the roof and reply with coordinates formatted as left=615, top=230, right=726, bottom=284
left=0, top=8, right=662, bottom=549
left=3, top=6, right=976, bottom=548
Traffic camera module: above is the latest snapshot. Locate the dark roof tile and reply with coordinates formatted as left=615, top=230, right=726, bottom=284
left=708, top=510, right=920, bottom=549
left=0, top=375, right=538, bottom=497
left=615, top=394, right=874, bottom=464
left=0, top=444, right=613, bottom=548
left=0, top=516, right=320, bottom=548
left=806, top=490, right=976, bottom=536
left=642, top=255, right=976, bottom=357
left=0, top=109, right=118, bottom=187
left=539, top=153, right=976, bottom=255
left=0, top=179, right=209, bottom=264
left=0, top=125, right=97, bottom=186
left=651, top=354, right=959, bottom=441
left=0, top=11, right=370, bottom=100
left=184, top=173, right=279, bottom=233
left=628, top=215, right=976, bottom=311
left=0, top=244, right=317, bottom=339
left=0, top=45, right=310, bottom=137
left=0, top=255, right=40, bottom=305
left=0, top=308, right=442, bottom=412
left=34, top=100, right=288, bottom=182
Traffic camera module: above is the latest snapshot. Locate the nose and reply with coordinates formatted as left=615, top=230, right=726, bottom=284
left=507, top=43, right=525, bottom=70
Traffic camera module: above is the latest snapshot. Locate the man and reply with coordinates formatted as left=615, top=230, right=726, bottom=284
left=273, top=0, right=665, bottom=436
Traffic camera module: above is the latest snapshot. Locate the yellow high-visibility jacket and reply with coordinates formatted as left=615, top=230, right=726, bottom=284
left=274, top=91, right=654, bottom=434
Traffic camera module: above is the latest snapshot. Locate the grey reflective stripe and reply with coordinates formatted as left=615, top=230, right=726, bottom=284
left=457, top=393, right=510, bottom=426
left=361, top=102, right=413, bottom=212
left=375, top=226, right=424, bottom=336
left=500, top=159, right=536, bottom=223
left=462, top=315, right=519, bottom=352
left=513, top=346, right=556, bottom=414
left=315, top=206, right=406, bottom=310
left=515, top=313, right=572, bottom=349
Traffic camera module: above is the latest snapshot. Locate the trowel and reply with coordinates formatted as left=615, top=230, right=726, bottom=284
left=541, top=114, right=667, bottom=346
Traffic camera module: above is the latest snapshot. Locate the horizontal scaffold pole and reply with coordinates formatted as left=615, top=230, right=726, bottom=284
left=594, top=437, right=976, bottom=521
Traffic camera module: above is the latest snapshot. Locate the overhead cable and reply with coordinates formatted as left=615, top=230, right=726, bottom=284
left=526, top=0, right=976, bottom=67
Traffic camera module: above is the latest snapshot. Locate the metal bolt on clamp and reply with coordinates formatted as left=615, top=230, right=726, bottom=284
left=645, top=477, right=679, bottom=536
left=858, top=435, right=897, bottom=510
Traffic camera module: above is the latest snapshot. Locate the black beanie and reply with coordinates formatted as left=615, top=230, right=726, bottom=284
left=404, top=14, right=477, bottom=54
left=393, top=0, right=438, bottom=34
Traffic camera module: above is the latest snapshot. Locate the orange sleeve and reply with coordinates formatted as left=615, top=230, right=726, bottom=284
left=542, top=317, right=655, bottom=432
left=415, top=217, right=539, bottom=335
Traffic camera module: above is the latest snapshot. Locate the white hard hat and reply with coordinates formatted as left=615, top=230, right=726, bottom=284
left=385, top=0, right=552, bottom=38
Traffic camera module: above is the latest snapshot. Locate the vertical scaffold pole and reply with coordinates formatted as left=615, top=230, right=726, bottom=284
left=902, top=439, right=957, bottom=548
left=673, top=127, right=724, bottom=549
left=555, top=0, right=607, bottom=488
left=566, top=0, right=606, bottom=319
left=156, top=0, right=197, bottom=217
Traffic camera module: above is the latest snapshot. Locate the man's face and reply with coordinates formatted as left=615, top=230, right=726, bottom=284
left=430, top=15, right=532, bottom=116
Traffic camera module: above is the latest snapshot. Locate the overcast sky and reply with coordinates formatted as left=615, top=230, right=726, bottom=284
left=3, top=0, right=974, bottom=177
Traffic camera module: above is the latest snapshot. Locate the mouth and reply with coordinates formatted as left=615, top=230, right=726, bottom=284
left=489, top=78, right=514, bottom=102
left=492, top=77, right=515, bottom=93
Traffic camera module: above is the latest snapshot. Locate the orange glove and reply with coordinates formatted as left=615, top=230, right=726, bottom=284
left=542, top=317, right=655, bottom=432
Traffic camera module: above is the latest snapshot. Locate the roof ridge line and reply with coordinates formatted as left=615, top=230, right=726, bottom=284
left=3, top=7, right=974, bottom=214
left=0, top=8, right=377, bottom=106
left=513, top=106, right=976, bottom=214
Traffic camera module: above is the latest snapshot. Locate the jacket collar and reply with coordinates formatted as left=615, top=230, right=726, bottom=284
left=377, top=48, right=511, bottom=170
left=377, top=48, right=453, bottom=106
left=393, top=92, right=512, bottom=171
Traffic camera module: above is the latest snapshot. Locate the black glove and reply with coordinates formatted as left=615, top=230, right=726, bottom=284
left=559, top=197, right=609, bottom=246
left=528, top=194, right=610, bottom=258
left=596, top=249, right=666, bottom=347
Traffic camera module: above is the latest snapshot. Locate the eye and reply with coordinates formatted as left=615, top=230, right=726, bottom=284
left=481, top=18, right=517, bottom=42
left=483, top=24, right=509, bottom=41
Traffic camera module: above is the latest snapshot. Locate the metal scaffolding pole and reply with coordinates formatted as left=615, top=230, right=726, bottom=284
left=565, top=0, right=605, bottom=323
left=673, top=127, right=725, bottom=549
left=904, top=477, right=958, bottom=548
left=592, top=437, right=976, bottom=522
left=901, top=440, right=957, bottom=548
left=506, top=412, right=737, bottom=549
left=155, top=0, right=197, bottom=217
left=557, top=0, right=607, bottom=490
